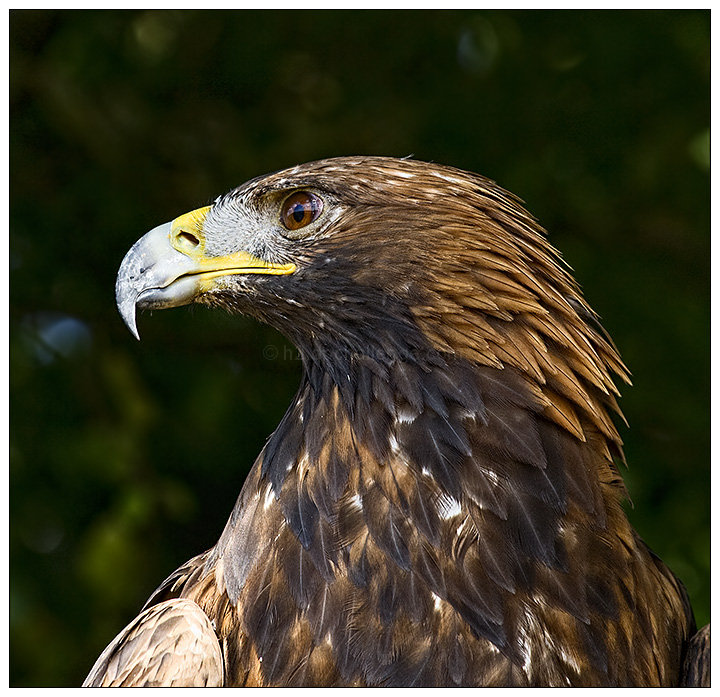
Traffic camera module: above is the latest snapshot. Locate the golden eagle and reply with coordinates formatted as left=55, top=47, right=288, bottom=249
left=86, top=157, right=708, bottom=686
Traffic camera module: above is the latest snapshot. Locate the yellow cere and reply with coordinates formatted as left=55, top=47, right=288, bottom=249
left=171, top=206, right=213, bottom=254
left=173, top=206, right=212, bottom=236
left=170, top=205, right=296, bottom=281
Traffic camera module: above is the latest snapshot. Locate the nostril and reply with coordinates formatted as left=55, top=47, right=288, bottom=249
left=178, top=231, right=200, bottom=248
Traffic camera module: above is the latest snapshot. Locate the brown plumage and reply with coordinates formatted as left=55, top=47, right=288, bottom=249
left=89, top=156, right=708, bottom=686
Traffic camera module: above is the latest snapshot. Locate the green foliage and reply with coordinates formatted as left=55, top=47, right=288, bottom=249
left=10, top=10, right=709, bottom=686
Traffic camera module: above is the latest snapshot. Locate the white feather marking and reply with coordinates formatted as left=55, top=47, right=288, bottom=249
left=389, top=433, right=401, bottom=455
left=348, top=493, right=363, bottom=512
left=431, top=592, right=443, bottom=612
left=395, top=407, right=416, bottom=424
left=263, top=485, right=275, bottom=511
left=559, top=647, right=582, bottom=674
left=460, top=408, right=478, bottom=422
left=434, top=172, right=467, bottom=185
left=518, top=606, right=577, bottom=677
left=273, top=519, right=286, bottom=543
left=518, top=611, right=536, bottom=673
left=455, top=517, right=469, bottom=539
left=484, top=469, right=501, bottom=486
left=296, top=451, right=310, bottom=477
left=436, top=493, right=462, bottom=520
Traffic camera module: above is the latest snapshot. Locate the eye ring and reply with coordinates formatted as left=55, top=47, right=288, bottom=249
left=280, top=191, right=323, bottom=231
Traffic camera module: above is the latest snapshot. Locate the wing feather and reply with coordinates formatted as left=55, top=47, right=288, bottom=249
left=83, top=599, right=223, bottom=687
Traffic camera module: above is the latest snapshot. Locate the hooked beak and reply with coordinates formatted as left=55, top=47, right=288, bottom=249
left=115, top=206, right=296, bottom=339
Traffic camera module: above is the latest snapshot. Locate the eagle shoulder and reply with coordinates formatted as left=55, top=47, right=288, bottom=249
left=83, top=598, right=224, bottom=687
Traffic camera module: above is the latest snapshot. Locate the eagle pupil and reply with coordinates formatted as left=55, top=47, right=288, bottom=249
left=292, top=205, right=306, bottom=223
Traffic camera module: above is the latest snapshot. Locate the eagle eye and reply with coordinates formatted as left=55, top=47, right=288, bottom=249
left=280, top=191, right=323, bottom=232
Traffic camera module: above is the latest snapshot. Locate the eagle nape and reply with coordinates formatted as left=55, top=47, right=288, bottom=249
left=88, top=156, right=709, bottom=687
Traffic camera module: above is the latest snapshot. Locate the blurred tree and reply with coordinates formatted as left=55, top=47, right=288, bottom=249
left=10, top=9, right=709, bottom=686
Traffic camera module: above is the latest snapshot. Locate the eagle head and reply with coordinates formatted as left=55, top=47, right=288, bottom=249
left=117, top=156, right=624, bottom=414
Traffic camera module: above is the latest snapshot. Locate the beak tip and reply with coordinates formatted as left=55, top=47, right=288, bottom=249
left=116, top=293, right=141, bottom=341
left=122, top=311, right=142, bottom=341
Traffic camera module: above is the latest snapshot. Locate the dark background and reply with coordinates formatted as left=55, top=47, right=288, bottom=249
left=10, top=10, right=710, bottom=687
